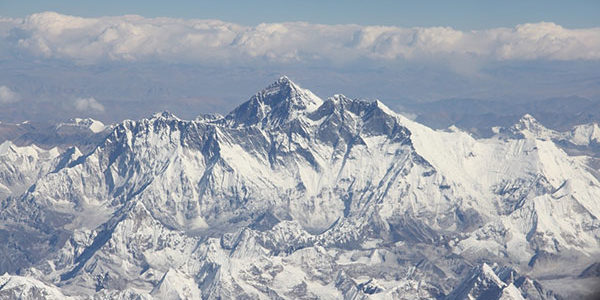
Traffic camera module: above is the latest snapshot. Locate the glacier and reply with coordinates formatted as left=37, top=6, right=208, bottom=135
left=0, top=77, right=599, bottom=299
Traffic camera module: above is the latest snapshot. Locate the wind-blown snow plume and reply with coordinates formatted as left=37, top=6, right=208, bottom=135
left=1, top=12, right=599, bottom=64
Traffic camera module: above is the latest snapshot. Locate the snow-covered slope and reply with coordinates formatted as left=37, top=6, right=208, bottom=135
left=494, top=114, right=600, bottom=155
left=0, top=141, right=68, bottom=198
left=0, top=273, right=71, bottom=300
left=0, top=77, right=598, bottom=299
left=56, top=118, right=107, bottom=134
left=0, top=141, right=84, bottom=273
left=0, top=118, right=111, bottom=153
left=445, top=263, right=560, bottom=300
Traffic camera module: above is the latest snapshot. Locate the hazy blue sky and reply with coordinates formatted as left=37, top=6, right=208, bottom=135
left=2, top=0, right=599, bottom=29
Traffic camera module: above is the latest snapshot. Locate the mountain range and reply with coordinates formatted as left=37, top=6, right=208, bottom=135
left=0, top=77, right=599, bottom=299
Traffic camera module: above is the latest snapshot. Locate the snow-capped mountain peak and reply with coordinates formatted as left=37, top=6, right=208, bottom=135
left=57, top=118, right=107, bottom=133
left=518, top=113, right=537, bottom=124
left=150, top=111, right=181, bottom=121
left=491, top=113, right=556, bottom=140
left=224, top=76, right=323, bottom=127
left=569, top=122, right=600, bottom=146
left=445, top=263, right=560, bottom=300
left=513, top=113, right=549, bottom=135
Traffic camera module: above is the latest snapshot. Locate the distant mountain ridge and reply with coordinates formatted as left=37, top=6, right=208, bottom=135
left=0, top=77, right=599, bottom=299
left=0, top=118, right=110, bottom=152
left=398, top=96, right=600, bottom=137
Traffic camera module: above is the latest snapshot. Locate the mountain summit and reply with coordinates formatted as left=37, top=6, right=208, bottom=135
left=225, top=76, right=323, bottom=127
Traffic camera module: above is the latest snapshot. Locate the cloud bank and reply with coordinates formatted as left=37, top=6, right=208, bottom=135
left=0, top=86, right=20, bottom=104
left=1, top=12, right=599, bottom=65
left=0, top=12, right=598, bottom=124
left=74, top=97, right=104, bottom=112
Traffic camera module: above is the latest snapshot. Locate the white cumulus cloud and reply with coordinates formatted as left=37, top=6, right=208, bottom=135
left=1, top=12, right=599, bottom=65
left=0, top=85, right=20, bottom=104
left=74, top=97, right=104, bottom=112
